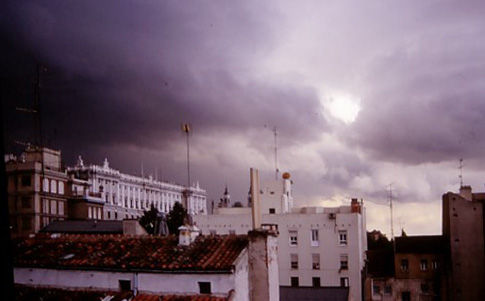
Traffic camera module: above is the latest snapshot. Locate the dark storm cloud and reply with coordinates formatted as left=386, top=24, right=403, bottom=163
left=2, top=0, right=326, bottom=160
left=344, top=9, right=485, bottom=166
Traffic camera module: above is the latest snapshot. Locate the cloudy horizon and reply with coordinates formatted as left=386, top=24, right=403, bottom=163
left=3, top=0, right=485, bottom=237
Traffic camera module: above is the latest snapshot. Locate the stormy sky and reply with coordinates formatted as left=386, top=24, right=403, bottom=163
left=2, top=1, right=485, bottom=237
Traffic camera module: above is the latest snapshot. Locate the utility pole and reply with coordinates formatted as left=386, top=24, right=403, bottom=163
left=273, top=126, right=279, bottom=180
left=181, top=123, right=191, bottom=210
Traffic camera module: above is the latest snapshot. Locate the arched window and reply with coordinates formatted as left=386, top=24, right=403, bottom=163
left=43, top=178, right=49, bottom=192
left=50, top=180, right=57, bottom=194
left=58, top=182, right=64, bottom=195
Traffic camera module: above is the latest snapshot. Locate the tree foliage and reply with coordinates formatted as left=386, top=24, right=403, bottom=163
left=139, top=204, right=160, bottom=235
left=167, top=201, right=188, bottom=235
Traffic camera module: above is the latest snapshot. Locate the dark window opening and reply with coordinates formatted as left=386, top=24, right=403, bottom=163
left=340, top=277, right=349, bottom=287
left=291, top=277, right=299, bottom=287
left=401, top=259, right=409, bottom=272
left=401, top=291, right=411, bottom=301
left=119, top=280, right=131, bottom=291
left=384, top=285, right=392, bottom=295
left=21, top=175, right=31, bottom=187
left=421, top=283, right=429, bottom=293
left=312, top=277, right=320, bottom=287
left=199, top=282, right=211, bottom=294
left=21, top=197, right=31, bottom=208
left=269, top=208, right=275, bottom=214
left=22, top=217, right=32, bottom=231
left=420, top=259, right=428, bottom=271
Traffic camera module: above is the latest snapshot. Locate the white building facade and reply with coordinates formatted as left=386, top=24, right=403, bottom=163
left=193, top=173, right=367, bottom=301
left=67, top=156, right=207, bottom=219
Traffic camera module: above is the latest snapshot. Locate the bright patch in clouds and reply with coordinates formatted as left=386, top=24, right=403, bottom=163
left=327, top=95, right=361, bottom=124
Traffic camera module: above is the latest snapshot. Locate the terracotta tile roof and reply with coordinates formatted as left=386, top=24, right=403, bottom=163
left=14, top=234, right=248, bottom=272
left=134, top=294, right=228, bottom=301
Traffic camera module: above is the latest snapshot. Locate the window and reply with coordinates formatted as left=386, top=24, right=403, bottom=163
left=43, top=178, right=49, bottom=192
left=432, top=260, right=439, bottom=270
left=384, top=285, right=392, bottom=295
left=88, top=207, right=93, bottom=219
left=50, top=180, right=57, bottom=194
left=340, top=277, right=349, bottom=287
left=290, top=277, right=299, bottom=287
left=421, top=283, right=429, bottom=293
left=119, top=280, right=131, bottom=291
left=21, top=175, right=31, bottom=187
left=50, top=200, right=57, bottom=214
left=21, top=197, right=31, bottom=208
left=401, top=259, right=409, bottom=272
left=312, top=277, right=321, bottom=288
left=420, top=259, right=428, bottom=271
left=291, top=254, right=298, bottom=269
left=340, top=254, right=349, bottom=270
left=42, top=199, right=49, bottom=214
left=198, top=282, right=211, bottom=294
left=339, top=230, right=347, bottom=245
left=401, top=291, right=411, bottom=301
left=312, top=253, right=320, bottom=270
left=22, top=217, right=32, bottom=230
left=58, top=202, right=64, bottom=215
left=311, top=229, right=319, bottom=246
left=289, top=230, right=298, bottom=246
left=269, top=208, right=275, bottom=214
left=373, top=285, right=381, bottom=294
left=58, top=182, right=64, bottom=194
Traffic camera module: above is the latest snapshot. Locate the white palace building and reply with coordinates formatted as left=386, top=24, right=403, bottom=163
left=67, top=156, right=208, bottom=220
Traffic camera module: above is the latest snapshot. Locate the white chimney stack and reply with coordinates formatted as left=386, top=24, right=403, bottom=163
left=178, top=225, right=200, bottom=246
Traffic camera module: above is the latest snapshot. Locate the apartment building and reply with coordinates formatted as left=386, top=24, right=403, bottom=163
left=442, top=185, right=485, bottom=301
left=5, top=146, right=69, bottom=237
left=193, top=172, right=367, bottom=301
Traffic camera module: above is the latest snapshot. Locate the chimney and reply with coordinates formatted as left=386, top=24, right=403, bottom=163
left=248, top=229, right=279, bottom=301
left=250, top=168, right=261, bottom=230
left=178, top=225, right=200, bottom=246
left=351, top=198, right=361, bottom=213
left=459, top=185, right=472, bottom=201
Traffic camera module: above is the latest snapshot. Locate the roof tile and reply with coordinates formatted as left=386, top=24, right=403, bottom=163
left=14, top=234, right=248, bottom=272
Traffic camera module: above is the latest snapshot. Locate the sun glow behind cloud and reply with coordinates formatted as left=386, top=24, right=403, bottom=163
left=326, top=95, right=361, bottom=124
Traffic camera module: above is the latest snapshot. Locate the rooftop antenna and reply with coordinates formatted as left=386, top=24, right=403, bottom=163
left=264, top=125, right=279, bottom=180
left=388, top=183, right=398, bottom=255
left=16, top=64, right=45, bottom=177
left=459, top=158, right=464, bottom=188
left=388, top=183, right=395, bottom=241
